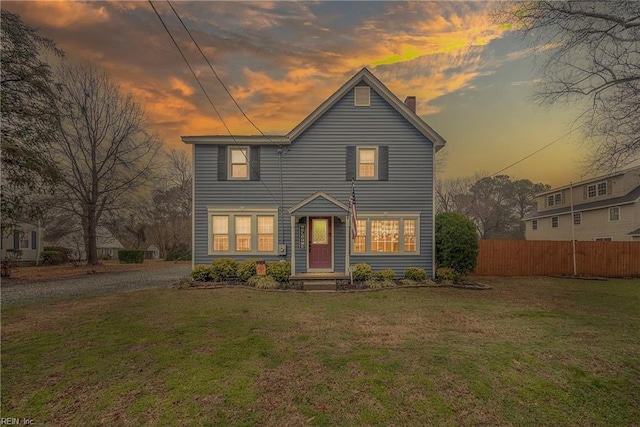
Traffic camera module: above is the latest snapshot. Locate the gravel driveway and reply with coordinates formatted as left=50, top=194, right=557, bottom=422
left=1, top=264, right=191, bottom=308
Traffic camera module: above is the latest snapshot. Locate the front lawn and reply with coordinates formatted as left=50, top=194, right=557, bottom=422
left=2, top=277, right=639, bottom=425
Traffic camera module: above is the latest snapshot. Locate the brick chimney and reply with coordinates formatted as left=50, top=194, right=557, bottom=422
left=404, top=96, right=416, bottom=113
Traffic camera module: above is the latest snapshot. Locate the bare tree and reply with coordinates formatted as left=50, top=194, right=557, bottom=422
left=1, top=10, right=62, bottom=232
left=50, top=63, right=161, bottom=265
left=499, top=1, right=640, bottom=171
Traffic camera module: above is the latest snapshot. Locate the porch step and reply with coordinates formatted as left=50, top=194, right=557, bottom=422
left=302, top=280, right=337, bottom=291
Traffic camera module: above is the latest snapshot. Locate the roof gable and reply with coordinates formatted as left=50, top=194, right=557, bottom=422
left=289, top=191, right=349, bottom=215
left=287, top=68, right=446, bottom=150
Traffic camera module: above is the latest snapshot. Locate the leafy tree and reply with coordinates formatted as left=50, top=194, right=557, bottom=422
left=1, top=10, right=63, bottom=232
left=435, top=212, right=479, bottom=274
left=50, top=63, right=161, bottom=265
left=500, top=1, right=640, bottom=171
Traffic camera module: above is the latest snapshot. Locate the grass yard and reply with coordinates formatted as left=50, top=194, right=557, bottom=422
left=2, top=277, right=639, bottom=426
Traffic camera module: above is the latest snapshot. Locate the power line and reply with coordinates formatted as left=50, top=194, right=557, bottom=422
left=166, top=0, right=283, bottom=148
left=148, top=0, right=282, bottom=206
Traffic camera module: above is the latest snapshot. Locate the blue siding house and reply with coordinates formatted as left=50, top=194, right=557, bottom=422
left=183, top=68, right=446, bottom=278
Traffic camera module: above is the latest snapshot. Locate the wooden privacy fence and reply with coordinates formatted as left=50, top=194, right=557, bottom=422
left=474, top=240, right=640, bottom=277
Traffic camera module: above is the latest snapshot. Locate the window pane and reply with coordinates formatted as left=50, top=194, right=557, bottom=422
left=312, top=219, right=328, bottom=244
left=235, top=216, right=251, bottom=234
left=404, top=220, right=416, bottom=252
left=359, top=164, right=375, bottom=178
left=231, top=148, right=247, bottom=164
left=552, top=217, right=559, bottom=228
left=360, top=149, right=375, bottom=163
left=573, top=213, right=581, bottom=225
left=213, top=236, right=229, bottom=251
left=258, top=235, right=274, bottom=252
left=232, top=164, right=248, bottom=178
left=609, top=207, right=619, bottom=221
left=258, top=216, right=273, bottom=234
left=554, top=193, right=561, bottom=204
left=236, top=235, right=251, bottom=251
left=598, top=182, right=607, bottom=195
left=371, top=220, right=398, bottom=252
left=354, top=219, right=366, bottom=253
left=213, top=216, right=228, bottom=234
left=358, top=149, right=376, bottom=178
left=588, top=185, right=596, bottom=198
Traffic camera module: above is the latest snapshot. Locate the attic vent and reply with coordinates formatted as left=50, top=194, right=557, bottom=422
left=354, top=86, right=370, bottom=107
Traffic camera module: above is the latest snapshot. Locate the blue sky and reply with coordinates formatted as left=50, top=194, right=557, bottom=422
left=3, top=1, right=604, bottom=187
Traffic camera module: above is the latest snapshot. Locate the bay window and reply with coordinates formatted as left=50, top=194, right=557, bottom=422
left=351, top=214, right=419, bottom=255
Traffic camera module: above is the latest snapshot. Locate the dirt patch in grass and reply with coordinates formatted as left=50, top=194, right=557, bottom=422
left=4, top=260, right=189, bottom=283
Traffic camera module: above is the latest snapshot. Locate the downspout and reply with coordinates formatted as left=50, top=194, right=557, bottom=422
left=278, top=148, right=285, bottom=253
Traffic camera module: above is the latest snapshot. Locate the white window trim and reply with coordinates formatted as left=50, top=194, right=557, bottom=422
left=547, top=192, right=562, bottom=207
left=354, top=86, right=371, bottom=107
left=228, top=146, right=250, bottom=180
left=350, top=212, right=420, bottom=256
left=551, top=216, right=559, bottom=228
left=207, top=207, right=278, bottom=255
left=608, top=206, right=620, bottom=222
left=357, top=146, right=378, bottom=180
left=573, top=212, right=581, bottom=225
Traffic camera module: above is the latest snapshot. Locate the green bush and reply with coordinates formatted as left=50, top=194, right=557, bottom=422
left=237, top=259, right=262, bottom=281
left=43, top=246, right=71, bottom=263
left=210, top=258, right=238, bottom=281
left=352, top=263, right=373, bottom=281
left=366, top=279, right=395, bottom=289
left=190, top=265, right=213, bottom=281
left=248, top=275, right=279, bottom=289
left=266, top=261, right=291, bottom=283
left=404, top=267, right=428, bottom=281
left=375, top=269, right=396, bottom=281
left=435, top=212, right=478, bottom=274
left=166, top=246, right=191, bottom=261
left=40, top=250, right=65, bottom=265
left=436, top=267, right=462, bottom=283
left=118, top=250, right=144, bottom=264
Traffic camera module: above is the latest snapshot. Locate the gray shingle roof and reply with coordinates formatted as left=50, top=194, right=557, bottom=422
left=525, top=184, right=640, bottom=220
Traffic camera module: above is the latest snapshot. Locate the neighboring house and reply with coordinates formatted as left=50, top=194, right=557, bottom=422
left=524, top=166, right=640, bottom=241
left=0, top=221, right=44, bottom=264
left=55, top=227, right=125, bottom=260
left=183, top=68, right=446, bottom=277
left=145, top=244, right=160, bottom=259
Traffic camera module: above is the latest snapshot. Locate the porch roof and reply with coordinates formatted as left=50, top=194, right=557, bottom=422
left=289, top=191, right=349, bottom=216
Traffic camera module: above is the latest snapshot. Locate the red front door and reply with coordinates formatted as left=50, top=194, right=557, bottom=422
left=309, top=217, right=332, bottom=270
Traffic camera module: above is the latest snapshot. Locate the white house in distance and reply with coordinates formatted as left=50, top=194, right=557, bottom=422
left=1, top=221, right=44, bottom=264
left=524, top=166, right=640, bottom=241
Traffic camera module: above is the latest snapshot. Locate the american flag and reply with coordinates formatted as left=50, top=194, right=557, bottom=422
left=350, top=183, right=358, bottom=240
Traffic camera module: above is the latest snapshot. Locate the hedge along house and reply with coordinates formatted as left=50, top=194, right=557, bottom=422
left=183, top=68, right=446, bottom=278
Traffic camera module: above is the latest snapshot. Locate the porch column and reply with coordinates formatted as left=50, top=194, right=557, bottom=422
left=290, top=215, right=296, bottom=277
left=344, top=215, right=350, bottom=275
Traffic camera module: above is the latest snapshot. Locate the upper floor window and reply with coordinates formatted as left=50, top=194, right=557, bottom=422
left=609, top=206, right=620, bottom=221
left=357, top=147, right=377, bottom=179
left=551, top=216, right=559, bottom=228
left=229, top=147, right=249, bottom=179
left=587, top=181, right=608, bottom=198
left=354, top=86, right=371, bottom=107
left=547, top=192, right=562, bottom=207
left=573, top=212, right=581, bottom=225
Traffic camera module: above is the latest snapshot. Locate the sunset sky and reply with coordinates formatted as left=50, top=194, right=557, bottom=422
left=4, top=0, right=626, bottom=187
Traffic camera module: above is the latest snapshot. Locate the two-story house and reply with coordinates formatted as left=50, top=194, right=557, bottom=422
left=524, top=166, right=640, bottom=241
left=184, top=68, right=446, bottom=278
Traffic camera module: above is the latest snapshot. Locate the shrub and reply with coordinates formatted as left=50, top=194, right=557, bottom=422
left=118, top=250, right=144, bottom=264
left=190, top=264, right=213, bottom=281
left=166, top=246, right=191, bottom=261
left=404, top=267, right=428, bottom=281
left=435, top=212, right=478, bottom=274
left=40, top=250, right=65, bottom=265
left=352, top=263, right=373, bottom=281
left=248, top=275, right=279, bottom=289
left=210, top=258, right=238, bottom=282
left=43, top=246, right=71, bottom=263
left=237, top=259, right=262, bottom=281
left=266, top=261, right=291, bottom=283
left=436, top=267, right=461, bottom=283
left=375, top=269, right=396, bottom=281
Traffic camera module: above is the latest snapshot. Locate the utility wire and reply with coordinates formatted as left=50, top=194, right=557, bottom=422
left=166, top=0, right=284, bottom=148
left=148, top=0, right=282, bottom=206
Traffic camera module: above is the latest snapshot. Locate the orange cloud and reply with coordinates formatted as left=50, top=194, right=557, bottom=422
left=20, top=1, right=109, bottom=28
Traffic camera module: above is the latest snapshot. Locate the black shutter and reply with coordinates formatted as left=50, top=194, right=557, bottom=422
left=13, top=231, right=19, bottom=249
left=250, top=146, right=260, bottom=181
left=31, top=231, right=37, bottom=249
left=346, top=146, right=356, bottom=181
left=217, top=146, right=227, bottom=181
left=379, top=146, right=389, bottom=181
